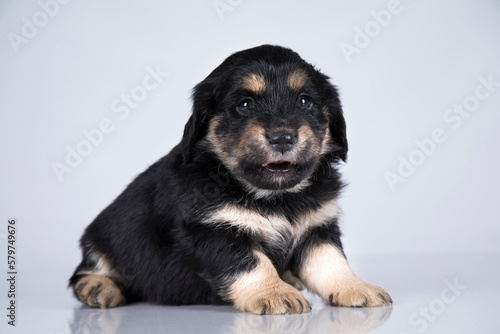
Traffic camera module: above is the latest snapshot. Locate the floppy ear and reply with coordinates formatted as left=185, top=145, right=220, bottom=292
left=181, top=80, right=216, bottom=162
left=181, top=51, right=246, bottom=162
left=321, top=75, right=348, bottom=161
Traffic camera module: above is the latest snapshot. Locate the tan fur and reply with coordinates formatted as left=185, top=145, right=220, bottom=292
left=293, top=198, right=341, bottom=243
left=236, top=120, right=268, bottom=155
left=299, top=243, right=392, bottom=307
left=241, top=73, right=266, bottom=94
left=296, top=123, right=321, bottom=156
left=75, top=275, right=125, bottom=308
left=287, top=70, right=308, bottom=91
left=208, top=205, right=289, bottom=243
left=320, top=128, right=332, bottom=155
left=228, top=251, right=310, bottom=315
left=207, top=115, right=239, bottom=170
left=205, top=199, right=340, bottom=245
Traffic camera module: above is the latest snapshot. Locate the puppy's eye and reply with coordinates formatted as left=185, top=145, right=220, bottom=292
left=237, top=99, right=254, bottom=113
left=299, top=95, right=312, bottom=110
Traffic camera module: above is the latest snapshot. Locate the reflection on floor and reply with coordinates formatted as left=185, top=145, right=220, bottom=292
left=70, top=296, right=392, bottom=334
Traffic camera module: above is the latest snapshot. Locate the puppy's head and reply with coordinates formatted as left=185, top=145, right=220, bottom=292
left=182, top=45, right=347, bottom=194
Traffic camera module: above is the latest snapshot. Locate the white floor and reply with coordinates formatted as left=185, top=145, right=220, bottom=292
left=4, top=252, right=499, bottom=334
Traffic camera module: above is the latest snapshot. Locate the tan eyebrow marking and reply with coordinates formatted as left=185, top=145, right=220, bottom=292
left=287, top=70, right=308, bottom=91
left=241, top=73, right=266, bottom=94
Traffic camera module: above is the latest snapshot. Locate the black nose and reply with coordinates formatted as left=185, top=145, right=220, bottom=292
left=268, top=131, right=296, bottom=154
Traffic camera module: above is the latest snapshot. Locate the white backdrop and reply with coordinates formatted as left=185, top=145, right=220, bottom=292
left=1, top=0, right=499, bottom=304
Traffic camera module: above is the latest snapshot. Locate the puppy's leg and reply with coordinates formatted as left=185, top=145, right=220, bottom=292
left=186, top=222, right=310, bottom=315
left=298, top=243, right=392, bottom=308
left=69, top=252, right=125, bottom=309
left=228, top=250, right=310, bottom=315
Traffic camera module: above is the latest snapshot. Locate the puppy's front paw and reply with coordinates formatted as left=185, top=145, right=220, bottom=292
left=75, top=275, right=125, bottom=309
left=234, top=282, right=311, bottom=315
left=328, top=278, right=392, bottom=308
left=229, top=250, right=311, bottom=315
left=249, top=284, right=311, bottom=315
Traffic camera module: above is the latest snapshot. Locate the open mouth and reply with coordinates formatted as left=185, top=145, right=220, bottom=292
left=261, top=160, right=297, bottom=172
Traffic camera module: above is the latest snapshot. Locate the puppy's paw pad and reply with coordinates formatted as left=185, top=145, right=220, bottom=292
left=75, top=275, right=125, bottom=309
left=329, top=280, right=392, bottom=308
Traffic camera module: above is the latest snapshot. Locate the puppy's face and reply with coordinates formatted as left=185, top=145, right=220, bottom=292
left=183, top=46, right=347, bottom=194
left=207, top=69, right=331, bottom=192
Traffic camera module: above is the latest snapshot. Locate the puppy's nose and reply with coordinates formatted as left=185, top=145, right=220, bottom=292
left=268, top=131, right=296, bottom=154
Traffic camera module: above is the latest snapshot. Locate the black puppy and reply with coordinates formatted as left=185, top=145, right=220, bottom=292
left=70, top=45, right=392, bottom=314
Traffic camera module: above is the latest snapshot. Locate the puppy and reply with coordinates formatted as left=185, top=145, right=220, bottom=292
left=69, top=45, right=392, bottom=314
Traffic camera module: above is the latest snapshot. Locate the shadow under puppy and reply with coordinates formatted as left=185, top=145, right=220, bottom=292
left=70, top=45, right=392, bottom=315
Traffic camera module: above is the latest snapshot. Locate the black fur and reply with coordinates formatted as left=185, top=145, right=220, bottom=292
left=70, top=45, right=348, bottom=308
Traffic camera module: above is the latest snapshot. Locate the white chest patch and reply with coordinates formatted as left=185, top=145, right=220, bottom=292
left=204, top=199, right=341, bottom=246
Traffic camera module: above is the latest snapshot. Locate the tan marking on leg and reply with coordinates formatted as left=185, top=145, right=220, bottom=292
left=75, top=275, right=125, bottom=309
left=299, top=244, right=392, bottom=307
left=287, top=70, right=308, bottom=91
left=241, top=73, right=266, bottom=94
left=228, top=251, right=310, bottom=315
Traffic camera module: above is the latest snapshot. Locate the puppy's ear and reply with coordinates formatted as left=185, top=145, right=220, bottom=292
left=320, top=75, right=348, bottom=161
left=181, top=55, right=236, bottom=162
left=181, top=79, right=216, bottom=162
